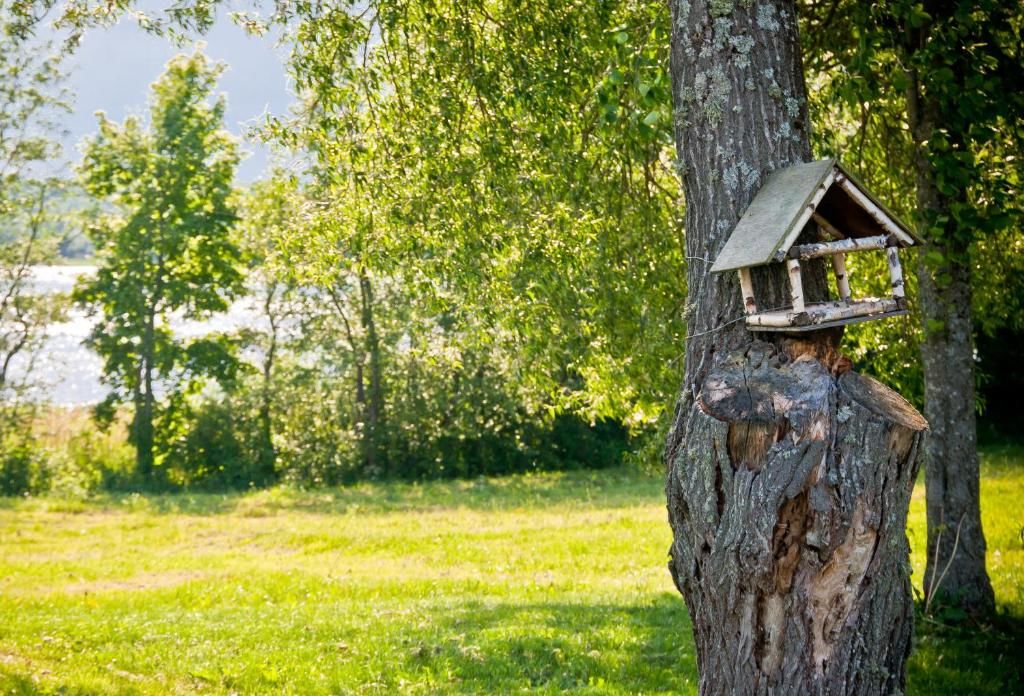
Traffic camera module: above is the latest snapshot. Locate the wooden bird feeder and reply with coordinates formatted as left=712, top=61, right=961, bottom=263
left=710, top=159, right=922, bottom=332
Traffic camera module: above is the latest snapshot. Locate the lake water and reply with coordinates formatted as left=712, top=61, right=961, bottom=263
left=11, top=266, right=267, bottom=406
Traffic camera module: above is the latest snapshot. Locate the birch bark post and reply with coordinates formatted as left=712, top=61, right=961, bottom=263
left=664, top=1, right=928, bottom=693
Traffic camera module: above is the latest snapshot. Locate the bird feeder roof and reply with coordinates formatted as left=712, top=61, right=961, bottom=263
left=710, top=159, right=921, bottom=273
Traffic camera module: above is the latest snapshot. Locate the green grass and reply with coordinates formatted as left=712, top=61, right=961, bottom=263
left=905, top=444, right=1024, bottom=695
left=0, top=452, right=1021, bottom=695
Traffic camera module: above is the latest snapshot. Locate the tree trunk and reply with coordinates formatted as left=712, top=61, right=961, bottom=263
left=905, top=63, right=995, bottom=617
left=359, top=270, right=384, bottom=475
left=135, top=309, right=156, bottom=481
left=0, top=189, right=44, bottom=391
left=329, top=283, right=370, bottom=473
left=664, top=1, right=928, bottom=692
left=258, top=285, right=279, bottom=483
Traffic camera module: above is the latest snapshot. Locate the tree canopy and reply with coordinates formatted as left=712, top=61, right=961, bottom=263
left=75, top=50, right=243, bottom=480
left=269, top=0, right=685, bottom=430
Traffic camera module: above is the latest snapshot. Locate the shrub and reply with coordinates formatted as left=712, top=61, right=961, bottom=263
left=0, top=440, right=49, bottom=496
left=162, top=397, right=272, bottom=490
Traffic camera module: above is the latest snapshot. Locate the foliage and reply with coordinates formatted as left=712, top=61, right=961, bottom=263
left=4, top=0, right=1018, bottom=492
left=161, top=394, right=267, bottom=490
left=0, top=0, right=69, bottom=183
left=803, top=0, right=1023, bottom=260
left=801, top=0, right=1024, bottom=412
left=233, top=175, right=306, bottom=483
left=165, top=357, right=631, bottom=488
left=0, top=183, right=66, bottom=406
left=53, top=419, right=135, bottom=493
left=0, top=449, right=1021, bottom=693
left=153, top=169, right=637, bottom=488
left=0, top=407, right=133, bottom=496
left=75, top=50, right=245, bottom=481
left=0, top=440, right=49, bottom=495
left=63, top=152, right=633, bottom=492
left=0, top=0, right=74, bottom=495
left=269, top=0, right=685, bottom=435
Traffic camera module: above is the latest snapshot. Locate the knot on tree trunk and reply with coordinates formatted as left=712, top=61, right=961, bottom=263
left=667, top=340, right=927, bottom=696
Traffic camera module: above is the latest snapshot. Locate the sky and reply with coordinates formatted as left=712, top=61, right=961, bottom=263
left=56, top=5, right=293, bottom=182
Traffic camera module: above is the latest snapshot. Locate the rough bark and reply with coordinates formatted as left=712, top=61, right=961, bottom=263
left=905, top=61, right=995, bottom=617
left=664, top=1, right=928, bottom=692
left=669, top=342, right=926, bottom=694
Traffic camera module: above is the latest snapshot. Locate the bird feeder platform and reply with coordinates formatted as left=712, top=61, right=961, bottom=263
left=745, top=298, right=907, bottom=332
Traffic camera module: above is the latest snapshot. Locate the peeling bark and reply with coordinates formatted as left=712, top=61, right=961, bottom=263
left=665, top=1, right=928, bottom=692
left=669, top=344, right=926, bottom=694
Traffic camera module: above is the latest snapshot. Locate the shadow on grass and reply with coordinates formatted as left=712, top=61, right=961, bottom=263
left=977, top=442, right=1024, bottom=476
left=390, top=595, right=1023, bottom=695
left=389, top=592, right=697, bottom=694
left=394, top=597, right=1023, bottom=696
left=908, top=611, right=1024, bottom=696
left=0, top=593, right=696, bottom=695
left=0, top=666, right=128, bottom=696
left=0, top=669, right=40, bottom=696
left=1, top=590, right=1021, bottom=694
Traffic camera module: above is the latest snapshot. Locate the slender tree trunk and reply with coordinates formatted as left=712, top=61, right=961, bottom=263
left=0, top=189, right=46, bottom=391
left=258, top=285, right=279, bottom=483
left=664, top=1, right=927, bottom=692
left=329, top=284, right=369, bottom=474
left=135, top=308, right=156, bottom=481
left=905, top=63, right=994, bottom=617
left=359, top=270, right=384, bottom=475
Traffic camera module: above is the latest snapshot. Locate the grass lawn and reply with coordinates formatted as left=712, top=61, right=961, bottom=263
left=0, top=450, right=1021, bottom=695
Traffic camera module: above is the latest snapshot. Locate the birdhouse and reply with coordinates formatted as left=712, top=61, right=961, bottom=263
left=710, top=159, right=922, bottom=331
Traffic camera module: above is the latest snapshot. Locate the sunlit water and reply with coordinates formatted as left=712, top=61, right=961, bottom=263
left=10, top=266, right=267, bottom=406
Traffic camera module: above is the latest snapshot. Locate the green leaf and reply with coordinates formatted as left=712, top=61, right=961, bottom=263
left=907, top=3, right=931, bottom=28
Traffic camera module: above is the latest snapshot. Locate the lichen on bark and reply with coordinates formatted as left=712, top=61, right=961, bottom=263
left=668, top=343, right=926, bottom=694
